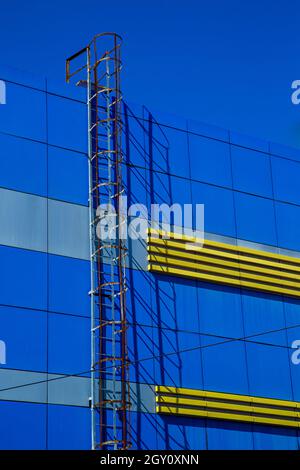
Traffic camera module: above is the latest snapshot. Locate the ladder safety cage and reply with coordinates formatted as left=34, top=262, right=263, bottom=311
left=66, top=32, right=131, bottom=451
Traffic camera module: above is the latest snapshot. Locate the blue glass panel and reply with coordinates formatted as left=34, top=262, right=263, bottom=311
left=48, top=313, right=90, bottom=375
left=201, top=335, right=249, bottom=395
left=0, top=82, right=46, bottom=141
left=123, top=109, right=147, bottom=168
left=253, top=425, right=299, bottom=450
left=275, top=201, right=300, bottom=251
left=189, top=134, right=232, bottom=187
left=153, top=329, right=203, bottom=390
left=191, top=182, right=236, bottom=237
left=234, top=192, right=277, bottom=246
left=123, top=164, right=150, bottom=216
left=231, top=146, right=272, bottom=198
left=47, top=94, right=87, bottom=152
left=148, top=120, right=190, bottom=177
left=0, top=134, right=47, bottom=196
left=0, top=246, right=47, bottom=310
left=206, top=420, right=253, bottom=450
left=48, top=255, right=90, bottom=317
left=128, top=324, right=155, bottom=385
left=47, top=405, right=90, bottom=450
left=0, top=401, right=46, bottom=450
left=151, top=172, right=192, bottom=208
left=246, top=341, right=293, bottom=400
left=198, top=282, right=243, bottom=338
left=127, top=268, right=153, bottom=327
left=272, top=156, right=300, bottom=205
left=157, top=414, right=206, bottom=450
left=131, top=411, right=159, bottom=450
left=48, top=146, right=88, bottom=205
left=0, top=306, right=47, bottom=372
left=151, top=274, right=200, bottom=333
left=242, top=290, right=286, bottom=346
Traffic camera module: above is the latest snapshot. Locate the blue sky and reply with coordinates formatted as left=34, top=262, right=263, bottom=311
left=1, top=0, right=300, bottom=148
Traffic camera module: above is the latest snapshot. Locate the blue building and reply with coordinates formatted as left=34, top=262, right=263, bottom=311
left=0, top=59, right=300, bottom=450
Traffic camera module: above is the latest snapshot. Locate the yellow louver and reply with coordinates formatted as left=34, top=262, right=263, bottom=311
left=155, top=386, right=300, bottom=428
left=147, top=229, right=300, bottom=298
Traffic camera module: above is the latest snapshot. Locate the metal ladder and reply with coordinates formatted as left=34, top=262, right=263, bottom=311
left=66, top=32, right=131, bottom=451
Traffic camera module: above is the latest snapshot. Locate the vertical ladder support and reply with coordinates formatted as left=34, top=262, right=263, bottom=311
left=66, top=32, right=131, bottom=451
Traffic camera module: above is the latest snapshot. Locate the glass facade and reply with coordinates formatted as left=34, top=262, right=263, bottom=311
left=0, top=65, right=300, bottom=449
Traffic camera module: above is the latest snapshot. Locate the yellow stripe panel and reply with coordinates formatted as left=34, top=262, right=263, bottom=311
left=147, top=231, right=300, bottom=298
left=156, top=396, right=299, bottom=419
left=156, top=405, right=299, bottom=429
left=155, top=386, right=300, bottom=429
left=148, top=228, right=300, bottom=266
left=148, top=237, right=300, bottom=274
left=148, top=244, right=300, bottom=280
left=148, top=254, right=300, bottom=289
left=155, top=385, right=300, bottom=409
